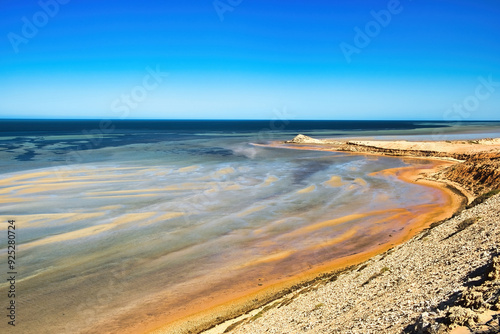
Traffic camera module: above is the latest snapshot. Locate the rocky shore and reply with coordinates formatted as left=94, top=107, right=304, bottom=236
left=202, top=135, right=500, bottom=334
left=225, top=191, right=500, bottom=334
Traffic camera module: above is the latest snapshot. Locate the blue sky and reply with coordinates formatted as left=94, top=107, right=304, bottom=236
left=0, top=0, right=499, bottom=120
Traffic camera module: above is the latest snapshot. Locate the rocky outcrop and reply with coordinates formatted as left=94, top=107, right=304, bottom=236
left=340, top=141, right=479, bottom=161
left=284, top=134, right=324, bottom=144
left=411, top=255, right=500, bottom=333
left=342, top=141, right=449, bottom=158
left=441, top=155, right=500, bottom=196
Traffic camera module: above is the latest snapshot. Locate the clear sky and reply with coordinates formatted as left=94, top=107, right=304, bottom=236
left=1, top=0, right=499, bottom=120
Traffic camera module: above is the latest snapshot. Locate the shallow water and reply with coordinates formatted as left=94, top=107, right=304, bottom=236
left=0, top=121, right=497, bottom=333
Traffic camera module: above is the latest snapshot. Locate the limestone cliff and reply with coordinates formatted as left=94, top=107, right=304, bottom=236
left=442, top=154, right=500, bottom=196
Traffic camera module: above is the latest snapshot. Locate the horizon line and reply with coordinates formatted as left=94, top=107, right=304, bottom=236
left=1, top=118, right=500, bottom=122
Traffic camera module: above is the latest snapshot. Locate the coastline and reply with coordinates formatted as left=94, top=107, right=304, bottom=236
left=149, top=136, right=490, bottom=334
left=227, top=191, right=500, bottom=334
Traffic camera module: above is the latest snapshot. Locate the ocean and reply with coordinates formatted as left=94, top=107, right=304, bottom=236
left=1, top=120, right=500, bottom=333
